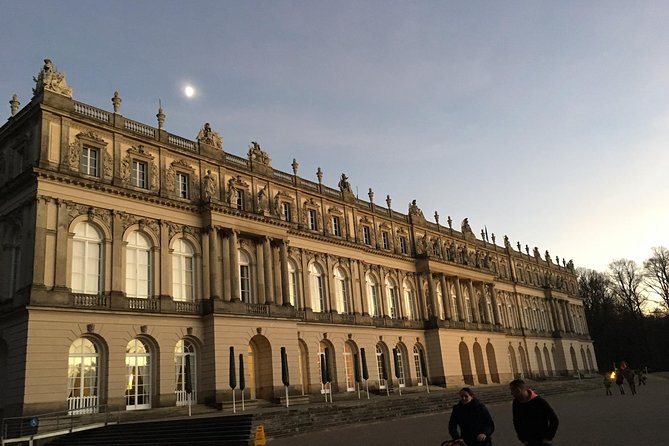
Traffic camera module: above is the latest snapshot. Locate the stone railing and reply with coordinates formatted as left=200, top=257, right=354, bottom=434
left=73, top=293, right=107, bottom=308
left=127, top=297, right=159, bottom=311
left=246, top=303, right=270, bottom=317
left=124, top=119, right=156, bottom=138
left=225, top=153, right=249, bottom=168
left=73, top=102, right=110, bottom=123
left=273, top=170, right=294, bottom=183
left=175, top=300, right=200, bottom=313
left=168, top=134, right=197, bottom=151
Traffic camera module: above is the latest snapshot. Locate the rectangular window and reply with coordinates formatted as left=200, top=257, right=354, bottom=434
left=308, top=209, right=318, bottom=230
left=382, top=231, right=390, bottom=250
left=282, top=202, right=291, bottom=222
left=240, top=265, right=251, bottom=302
left=236, top=189, right=244, bottom=210
left=289, top=271, right=299, bottom=306
left=363, top=226, right=372, bottom=245
left=332, top=216, right=342, bottom=237
left=176, top=173, right=189, bottom=198
left=131, top=160, right=147, bottom=188
left=80, top=146, right=99, bottom=176
left=399, top=236, right=408, bottom=254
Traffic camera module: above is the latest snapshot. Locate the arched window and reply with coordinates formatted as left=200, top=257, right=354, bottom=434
left=413, top=345, right=425, bottom=386
left=68, top=338, right=99, bottom=414
left=334, top=267, right=351, bottom=313
left=343, top=342, right=356, bottom=392
left=375, top=344, right=387, bottom=389
left=287, top=260, right=299, bottom=307
left=386, top=278, right=399, bottom=319
left=239, top=250, right=252, bottom=303
left=436, top=283, right=445, bottom=320
left=309, top=263, right=326, bottom=312
left=72, top=222, right=102, bottom=294
left=366, top=273, right=381, bottom=317
left=175, top=339, right=197, bottom=406
left=449, top=284, right=459, bottom=322
left=464, top=288, right=473, bottom=322
left=403, top=280, right=418, bottom=321
left=126, top=338, right=151, bottom=410
left=172, top=239, right=194, bottom=301
left=394, top=346, right=406, bottom=387
left=126, top=231, right=152, bottom=298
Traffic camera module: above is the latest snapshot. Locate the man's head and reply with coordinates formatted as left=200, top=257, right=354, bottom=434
left=509, top=379, right=530, bottom=402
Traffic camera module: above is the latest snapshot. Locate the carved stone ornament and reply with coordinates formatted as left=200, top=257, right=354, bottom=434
left=408, top=200, right=426, bottom=225
left=120, top=213, right=160, bottom=236
left=121, top=146, right=158, bottom=191
left=272, top=191, right=294, bottom=217
left=33, top=59, right=73, bottom=97
left=196, top=123, right=223, bottom=149
left=248, top=141, right=271, bottom=166
left=66, top=202, right=113, bottom=230
left=202, top=170, right=218, bottom=201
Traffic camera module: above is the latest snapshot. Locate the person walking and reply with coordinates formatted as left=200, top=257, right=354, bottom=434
left=510, top=379, right=559, bottom=446
left=603, top=373, right=613, bottom=396
left=448, top=387, right=495, bottom=446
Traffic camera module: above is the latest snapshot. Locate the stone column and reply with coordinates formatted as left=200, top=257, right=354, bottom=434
left=263, top=237, right=274, bottom=304
left=380, top=268, right=389, bottom=317
left=514, top=293, right=527, bottom=329
left=209, top=227, right=221, bottom=300
left=222, top=230, right=231, bottom=301
left=454, top=276, right=466, bottom=321
left=440, top=274, right=452, bottom=320
left=279, top=241, right=289, bottom=305
left=468, top=280, right=480, bottom=322
left=358, top=262, right=369, bottom=315
left=325, top=254, right=335, bottom=312
left=255, top=240, right=266, bottom=304
left=54, top=200, right=69, bottom=289
left=159, top=220, right=171, bottom=297
left=230, top=230, right=240, bottom=301
left=490, top=285, right=502, bottom=325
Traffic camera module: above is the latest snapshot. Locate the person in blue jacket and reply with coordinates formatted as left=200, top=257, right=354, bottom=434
left=510, top=379, right=559, bottom=446
left=448, top=387, right=495, bottom=446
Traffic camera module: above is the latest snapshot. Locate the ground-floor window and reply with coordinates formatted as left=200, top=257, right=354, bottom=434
left=126, top=338, right=151, bottom=410
left=68, top=338, right=99, bottom=414
left=175, top=339, right=196, bottom=406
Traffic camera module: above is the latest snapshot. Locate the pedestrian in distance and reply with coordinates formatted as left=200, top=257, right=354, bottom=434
left=510, top=379, right=559, bottom=446
left=603, top=373, right=613, bottom=396
left=448, top=387, right=495, bottom=446
left=636, top=369, right=647, bottom=386
left=615, top=370, right=625, bottom=395
left=619, top=361, right=636, bottom=395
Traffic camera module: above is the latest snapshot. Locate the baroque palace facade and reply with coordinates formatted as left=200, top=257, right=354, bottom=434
left=0, top=60, right=596, bottom=418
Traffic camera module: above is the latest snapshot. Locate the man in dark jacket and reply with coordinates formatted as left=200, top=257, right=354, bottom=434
left=510, top=379, right=559, bottom=446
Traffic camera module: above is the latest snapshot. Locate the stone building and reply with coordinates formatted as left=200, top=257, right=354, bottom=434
left=0, top=60, right=596, bottom=418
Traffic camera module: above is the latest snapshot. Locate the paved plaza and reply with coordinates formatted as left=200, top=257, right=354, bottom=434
left=269, top=374, right=669, bottom=445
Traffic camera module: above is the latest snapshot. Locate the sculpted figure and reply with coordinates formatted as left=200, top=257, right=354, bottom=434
left=248, top=141, right=270, bottom=164
left=461, top=218, right=473, bottom=235
left=202, top=170, right=216, bottom=200
left=197, top=123, right=222, bottom=149
left=257, top=185, right=269, bottom=212
left=33, top=59, right=73, bottom=97
left=338, top=173, right=353, bottom=194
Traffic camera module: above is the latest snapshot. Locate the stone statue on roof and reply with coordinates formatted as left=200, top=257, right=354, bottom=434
left=33, top=59, right=72, bottom=97
left=197, top=123, right=223, bottom=149
left=248, top=141, right=271, bottom=165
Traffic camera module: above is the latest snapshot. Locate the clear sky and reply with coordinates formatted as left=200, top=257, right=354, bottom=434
left=1, top=1, right=667, bottom=273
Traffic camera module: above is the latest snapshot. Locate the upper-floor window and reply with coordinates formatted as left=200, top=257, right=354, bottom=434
left=308, top=209, right=318, bottom=231
left=282, top=202, right=291, bottom=222
left=382, top=231, right=390, bottom=250
left=386, top=279, right=399, bottom=319
left=366, top=274, right=381, bottom=317
left=399, top=236, right=408, bottom=254
left=172, top=239, right=194, bottom=301
left=72, top=222, right=102, bottom=294
left=334, top=267, right=350, bottom=313
left=131, top=160, right=148, bottom=189
left=288, top=260, right=299, bottom=307
left=80, top=146, right=99, bottom=177
left=332, top=216, right=342, bottom=237
left=235, top=189, right=244, bottom=210
left=176, top=173, right=189, bottom=198
left=239, top=250, right=251, bottom=303
left=362, top=226, right=372, bottom=245
left=404, top=281, right=418, bottom=321
left=309, top=263, right=326, bottom=312
left=126, top=231, right=152, bottom=298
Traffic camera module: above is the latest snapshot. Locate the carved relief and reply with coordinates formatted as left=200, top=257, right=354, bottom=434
left=66, top=202, right=113, bottom=230
left=196, top=123, right=223, bottom=149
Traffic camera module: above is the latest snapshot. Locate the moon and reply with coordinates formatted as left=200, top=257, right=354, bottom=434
left=184, top=85, right=195, bottom=98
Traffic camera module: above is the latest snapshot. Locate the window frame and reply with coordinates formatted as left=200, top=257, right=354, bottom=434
left=80, top=146, right=99, bottom=177
left=176, top=172, right=190, bottom=199
left=131, top=160, right=148, bottom=189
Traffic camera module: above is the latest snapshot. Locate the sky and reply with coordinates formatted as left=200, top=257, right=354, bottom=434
left=1, top=1, right=668, bottom=275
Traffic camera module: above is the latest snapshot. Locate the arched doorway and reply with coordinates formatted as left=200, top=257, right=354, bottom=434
left=175, top=339, right=197, bottom=406
left=586, top=348, right=595, bottom=372
left=249, top=335, right=274, bottom=400
left=68, top=337, right=102, bottom=414
left=125, top=338, right=152, bottom=410
left=473, top=342, right=487, bottom=384
left=343, top=341, right=358, bottom=392
left=413, top=344, right=427, bottom=386
left=318, top=340, right=337, bottom=394
left=508, top=345, right=519, bottom=378
left=570, top=346, right=579, bottom=374
left=486, top=342, right=500, bottom=383
left=543, top=346, right=553, bottom=376
left=458, top=341, right=474, bottom=385
left=534, top=346, right=545, bottom=377
left=394, top=343, right=408, bottom=387
left=518, top=345, right=529, bottom=377
left=298, top=339, right=310, bottom=395
left=375, top=342, right=390, bottom=389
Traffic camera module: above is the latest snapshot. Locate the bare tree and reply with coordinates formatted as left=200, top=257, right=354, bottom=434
left=643, top=246, right=669, bottom=311
left=577, top=268, right=612, bottom=312
left=607, top=259, right=647, bottom=317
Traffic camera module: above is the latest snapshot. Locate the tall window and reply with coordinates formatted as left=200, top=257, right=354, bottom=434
left=436, top=283, right=445, bottom=320
left=375, top=345, right=387, bottom=389
left=131, top=160, right=147, bottom=188
left=80, top=146, right=99, bottom=176
left=399, top=236, right=408, bottom=254
left=309, top=263, right=326, bottom=312
left=176, top=173, right=189, bottom=198
left=366, top=273, right=381, bottom=317
left=68, top=338, right=99, bottom=414
left=332, top=216, right=342, bottom=237
left=126, top=339, right=151, bottom=410
left=413, top=345, right=425, bottom=386
left=235, top=189, right=244, bottom=210
left=334, top=267, right=350, bottom=313
left=450, top=284, right=459, bottom=321
left=126, top=231, right=151, bottom=298
left=72, top=222, right=102, bottom=294
left=308, top=209, right=318, bottom=230
left=239, top=250, right=251, bottom=303
left=395, top=347, right=406, bottom=387
left=172, top=239, right=194, bottom=301
left=464, top=289, right=473, bottom=322
left=382, top=231, right=390, bottom=250
left=282, top=202, right=291, bottom=222
left=404, top=281, right=418, bottom=321
left=175, top=339, right=197, bottom=406
left=343, top=343, right=355, bottom=392
left=288, top=260, right=299, bottom=307
left=362, top=226, right=372, bottom=245
left=386, top=279, right=399, bottom=319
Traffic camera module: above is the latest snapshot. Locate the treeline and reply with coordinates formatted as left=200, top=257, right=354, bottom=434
left=578, top=247, right=669, bottom=372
